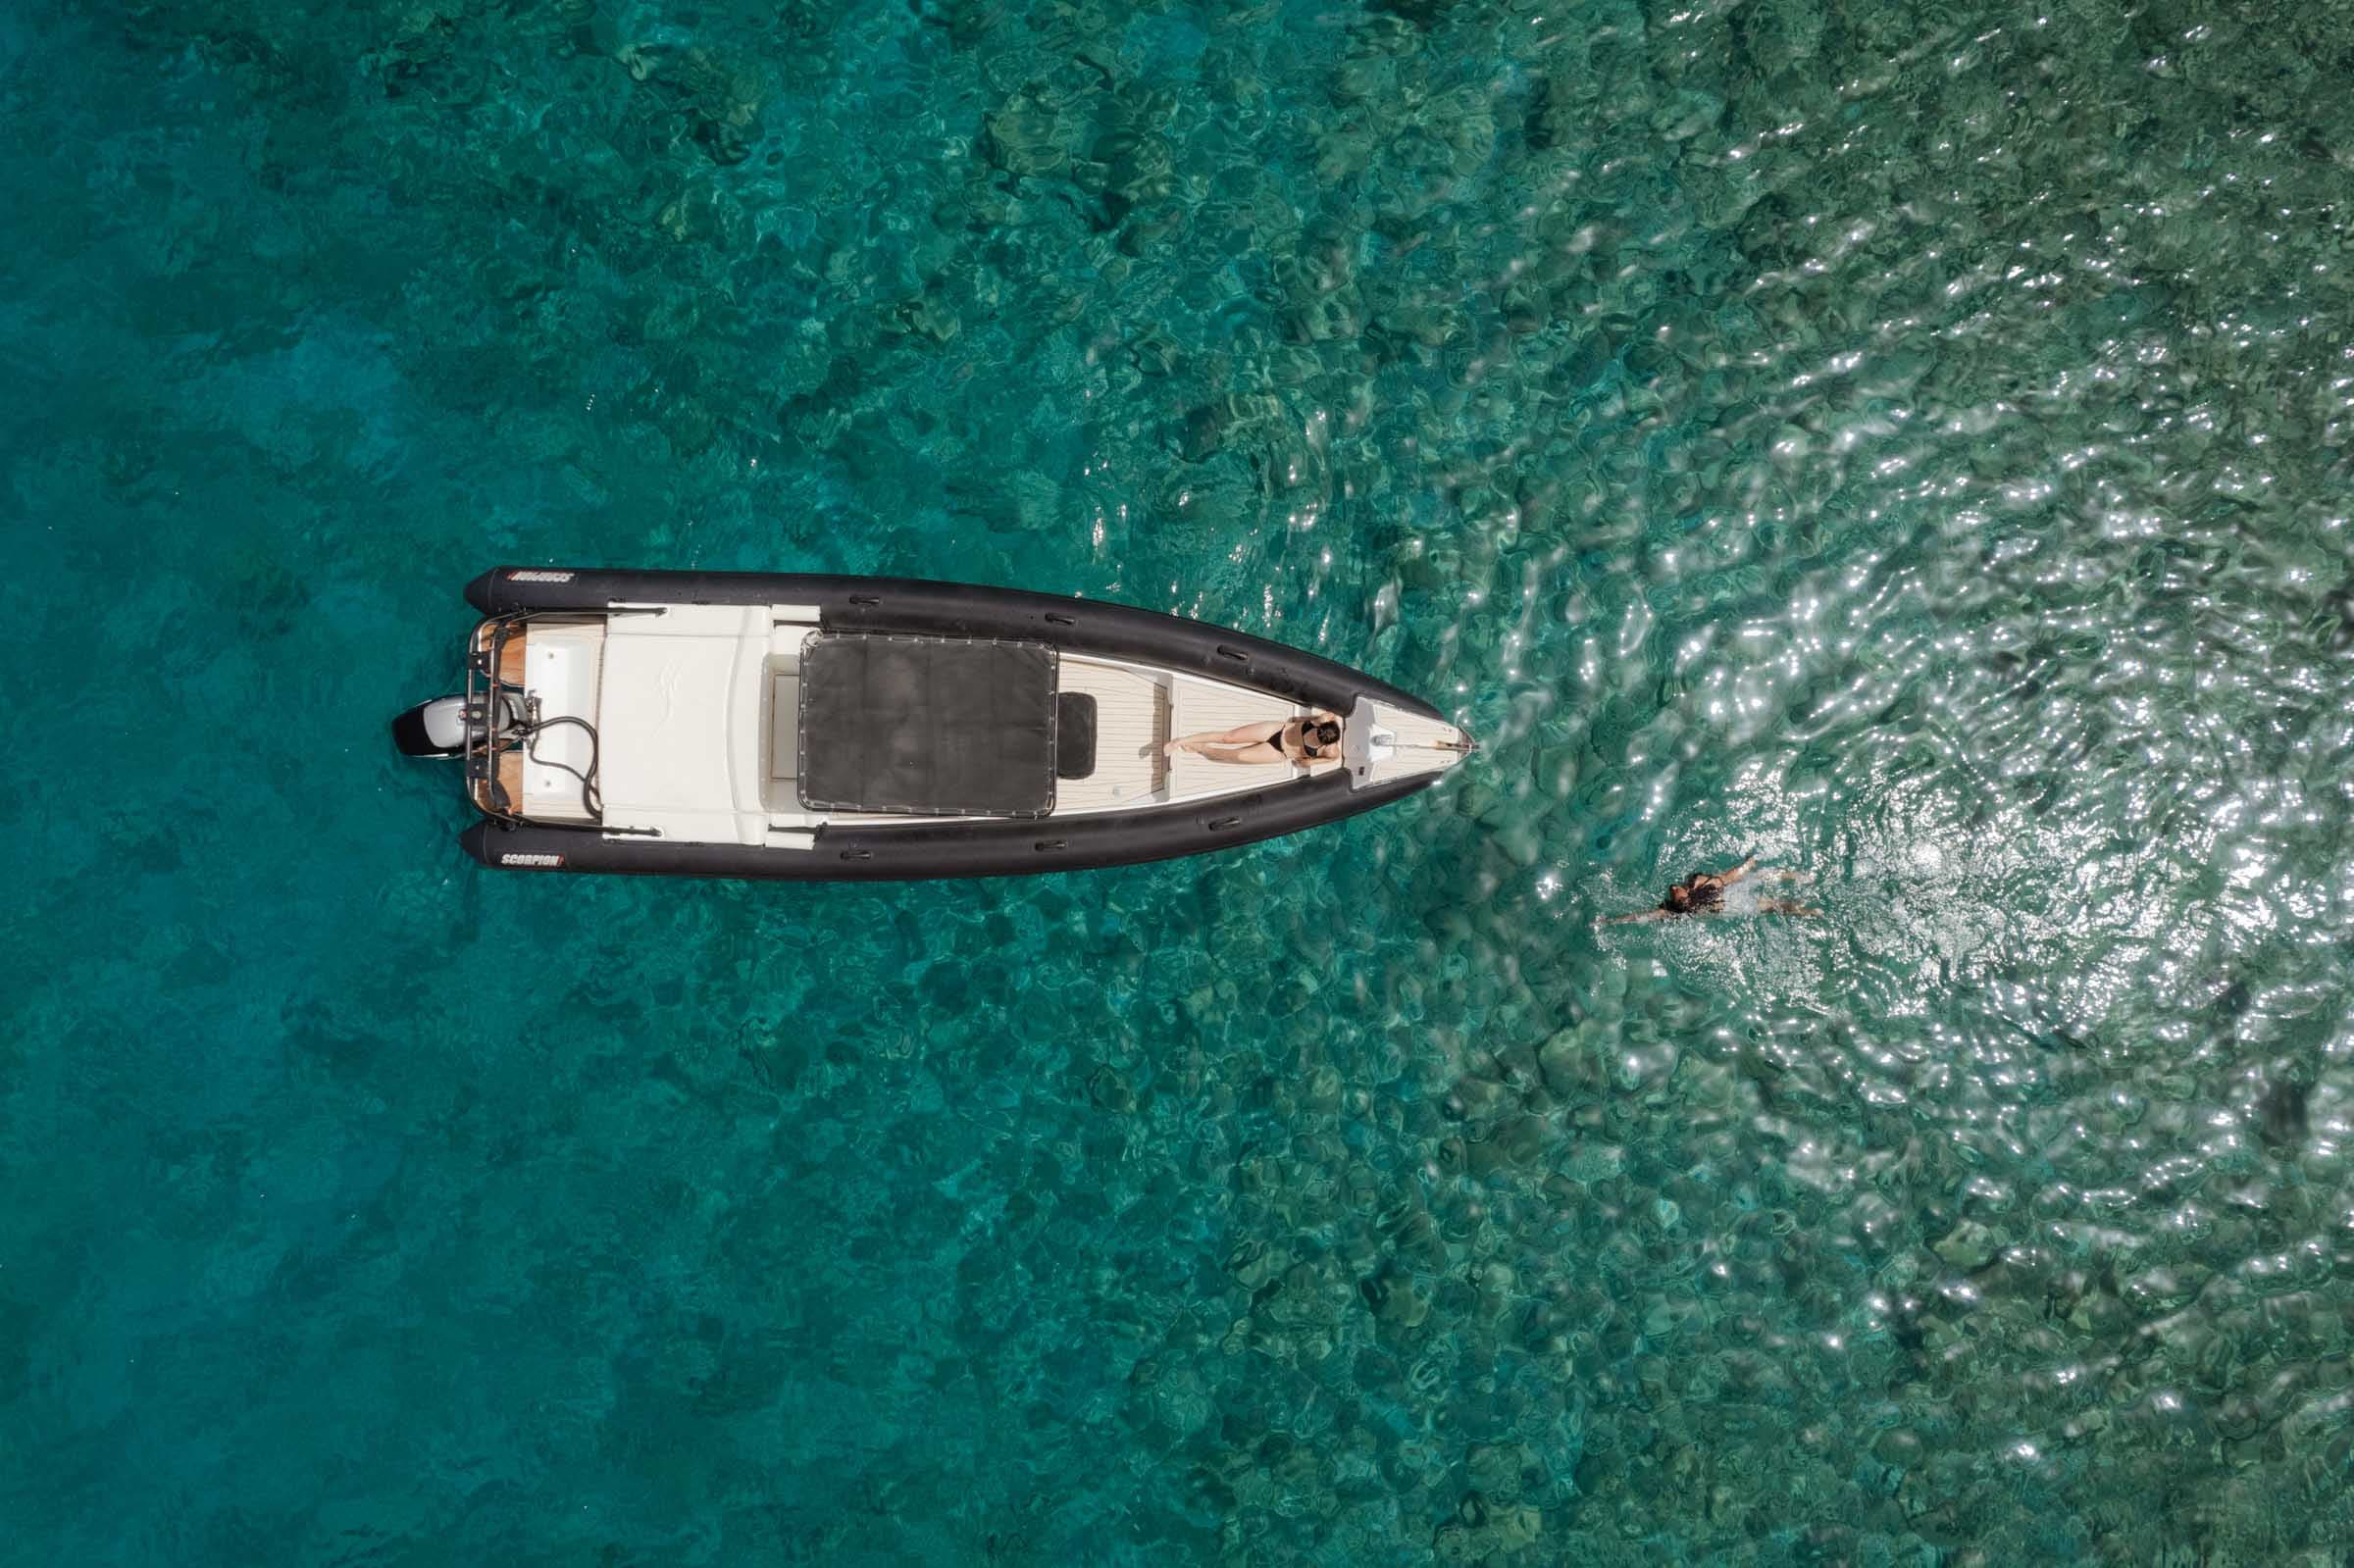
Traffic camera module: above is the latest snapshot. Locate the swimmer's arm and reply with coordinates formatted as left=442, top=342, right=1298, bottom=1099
left=1604, top=910, right=1670, bottom=925
left=1715, top=856, right=1761, bottom=885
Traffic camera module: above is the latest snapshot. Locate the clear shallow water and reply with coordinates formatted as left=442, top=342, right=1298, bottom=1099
left=5, top=0, right=2354, bottom=1561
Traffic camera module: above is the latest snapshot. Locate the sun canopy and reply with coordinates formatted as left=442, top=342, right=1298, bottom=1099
left=796, top=634, right=1058, bottom=817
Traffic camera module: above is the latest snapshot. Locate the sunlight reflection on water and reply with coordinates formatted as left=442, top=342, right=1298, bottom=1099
left=8, top=0, right=2354, bottom=1559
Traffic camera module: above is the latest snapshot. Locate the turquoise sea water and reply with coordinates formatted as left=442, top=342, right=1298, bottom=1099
left=7, top=0, right=2354, bottom=1561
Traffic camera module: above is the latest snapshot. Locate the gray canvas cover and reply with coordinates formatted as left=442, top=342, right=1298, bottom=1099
left=796, top=634, right=1058, bottom=817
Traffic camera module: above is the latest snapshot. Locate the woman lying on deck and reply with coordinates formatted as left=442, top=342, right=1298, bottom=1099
left=1163, top=710, right=1344, bottom=766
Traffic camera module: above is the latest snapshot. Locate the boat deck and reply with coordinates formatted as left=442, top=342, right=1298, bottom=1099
left=1162, top=676, right=1309, bottom=799
left=469, top=620, right=605, bottom=821
left=472, top=620, right=530, bottom=685
left=1052, top=656, right=1168, bottom=812
left=1035, top=658, right=1323, bottom=813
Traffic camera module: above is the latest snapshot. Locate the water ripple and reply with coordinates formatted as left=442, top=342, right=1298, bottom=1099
left=7, top=0, right=2354, bottom=1561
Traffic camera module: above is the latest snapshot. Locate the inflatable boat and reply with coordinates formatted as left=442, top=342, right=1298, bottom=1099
left=393, top=567, right=1472, bottom=881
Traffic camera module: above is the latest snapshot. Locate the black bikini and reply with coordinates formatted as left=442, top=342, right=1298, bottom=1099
left=1292, top=722, right=1336, bottom=760
left=1276, top=722, right=1333, bottom=760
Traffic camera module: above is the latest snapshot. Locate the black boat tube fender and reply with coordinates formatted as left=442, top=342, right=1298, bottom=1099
left=463, top=567, right=1445, bottom=724
left=461, top=766, right=1434, bottom=883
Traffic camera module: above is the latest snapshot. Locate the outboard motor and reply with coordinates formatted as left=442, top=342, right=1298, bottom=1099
left=391, top=689, right=526, bottom=759
left=391, top=694, right=472, bottom=758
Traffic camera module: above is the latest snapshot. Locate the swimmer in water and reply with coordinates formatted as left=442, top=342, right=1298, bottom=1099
left=1607, top=856, right=1817, bottom=923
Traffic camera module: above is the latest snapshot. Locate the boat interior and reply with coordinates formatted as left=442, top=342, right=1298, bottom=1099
left=470, top=605, right=1469, bottom=846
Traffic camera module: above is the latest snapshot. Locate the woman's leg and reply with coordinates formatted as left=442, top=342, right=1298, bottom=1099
left=1200, top=741, right=1285, bottom=764
left=1165, top=722, right=1284, bottom=757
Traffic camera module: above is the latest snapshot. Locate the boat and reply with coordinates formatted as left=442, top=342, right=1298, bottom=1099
left=392, top=567, right=1473, bottom=881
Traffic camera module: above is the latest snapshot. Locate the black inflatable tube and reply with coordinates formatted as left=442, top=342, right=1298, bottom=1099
left=460, top=767, right=1435, bottom=883
left=465, top=566, right=1444, bottom=722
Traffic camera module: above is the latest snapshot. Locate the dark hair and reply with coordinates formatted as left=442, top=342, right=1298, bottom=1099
left=1660, top=878, right=1722, bottom=915
left=1294, top=719, right=1342, bottom=758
